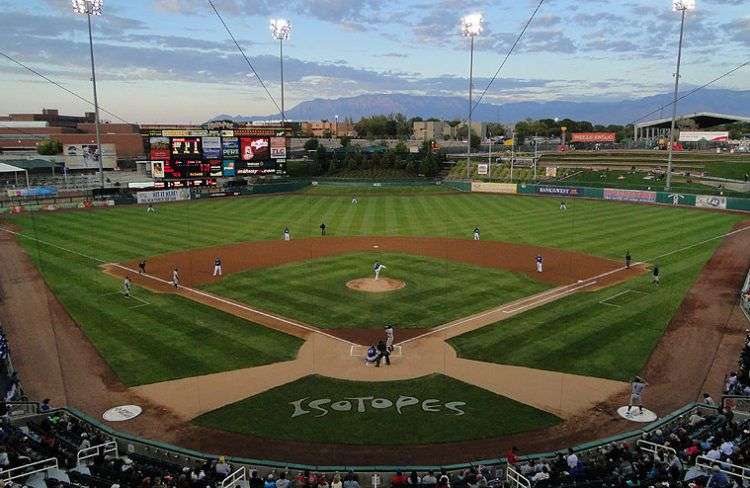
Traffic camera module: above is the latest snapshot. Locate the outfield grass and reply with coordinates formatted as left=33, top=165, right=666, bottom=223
left=202, top=252, right=550, bottom=329
left=6, top=192, right=744, bottom=386
left=193, top=374, right=560, bottom=444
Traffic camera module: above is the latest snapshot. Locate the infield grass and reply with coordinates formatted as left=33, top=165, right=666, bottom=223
left=193, top=374, right=561, bottom=444
left=5, top=191, right=744, bottom=385
left=201, top=252, right=551, bottom=328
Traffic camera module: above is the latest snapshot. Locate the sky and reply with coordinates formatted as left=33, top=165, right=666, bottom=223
left=0, top=0, right=748, bottom=123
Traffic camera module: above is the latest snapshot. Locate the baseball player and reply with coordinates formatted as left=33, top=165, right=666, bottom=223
left=627, top=376, right=648, bottom=415
left=373, top=261, right=386, bottom=280
left=535, top=254, right=543, bottom=273
left=123, top=276, right=132, bottom=298
left=138, top=259, right=146, bottom=275
left=283, top=227, right=291, bottom=241
left=560, top=201, right=567, bottom=211
left=375, top=340, right=391, bottom=367
left=473, top=227, right=480, bottom=240
left=385, top=325, right=395, bottom=352
left=213, top=256, right=222, bottom=277
left=352, top=196, right=358, bottom=205
left=320, top=222, right=326, bottom=236
left=652, top=264, right=660, bottom=286
left=625, top=251, right=632, bottom=269
left=146, top=204, right=156, bottom=213
left=172, top=268, right=180, bottom=289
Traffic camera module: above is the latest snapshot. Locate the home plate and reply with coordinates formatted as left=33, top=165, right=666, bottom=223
left=617, top=406, right=657, bottom=423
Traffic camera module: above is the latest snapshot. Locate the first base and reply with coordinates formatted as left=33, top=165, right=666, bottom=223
left=617, top=406, right=657, bottom=423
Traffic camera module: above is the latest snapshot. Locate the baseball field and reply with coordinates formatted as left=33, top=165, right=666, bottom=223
left=2, top=186, right=747, bottom=460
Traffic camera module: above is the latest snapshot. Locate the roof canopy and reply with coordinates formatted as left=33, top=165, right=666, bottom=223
left=0, top=162, right=26, bottom=173
left=636, top=112, right=750, bottom=129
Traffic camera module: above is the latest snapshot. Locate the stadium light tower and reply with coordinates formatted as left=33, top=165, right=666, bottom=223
left=665, top=0, right=695, bottom=191
left=461, top=13, right=483, bottom=179
left=270, top=18, right=292, bottom=126
left=72, top=0, right=105, bottom=189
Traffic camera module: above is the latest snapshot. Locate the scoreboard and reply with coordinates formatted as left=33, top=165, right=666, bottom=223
left=146, top=128, right=288, bottom=181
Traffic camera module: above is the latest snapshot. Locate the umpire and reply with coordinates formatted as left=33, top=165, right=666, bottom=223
left=375, top=340, right=390, bottom=367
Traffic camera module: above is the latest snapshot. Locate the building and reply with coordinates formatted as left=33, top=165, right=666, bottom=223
left=301, top=120, right=356, bottom=138
left=634, top=112, right=750, bottom=141
left=0, top=109, right=144, bottom=159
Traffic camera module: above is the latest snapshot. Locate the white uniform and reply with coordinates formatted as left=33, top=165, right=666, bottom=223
left=213, top=259, right=222, bottom=277
left=172, top=270, right=180, bottom=288
left=536, top=256, right=543, bottom=273
left=123, top=279, right=132, bottom=297
left=560, top=202, right=567, bottom=211
left=147, top=205, right=155, bottom=213
left=473, top=230, right=480, bottom=240
left=385, top=327, right=394, bottom=351
left=352, top=197, right=358, bottom=204
left=283, top=230, right=291, bottom=241
left=629, top=380, right=646, bottom=411
left=374, top=263, right=386, bottom=280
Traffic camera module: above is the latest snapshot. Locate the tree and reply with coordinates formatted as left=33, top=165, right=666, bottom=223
left=304, top=138, right=320, bottom=150
left=394, top=141, right=409, bottom=156
left=37, top=139, right=62, bottom=155
left=340, top=136, right=351, bottom=148
left=470, top=133, right=481, bottom=150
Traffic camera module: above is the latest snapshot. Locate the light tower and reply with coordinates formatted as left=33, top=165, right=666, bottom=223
left=72, top=0, right=105, bottom=188
left=270, top=18, right=292, bottom=126
left=461, top=13, right=483, bottom=179
left=665, top=0, right=695, bottom=191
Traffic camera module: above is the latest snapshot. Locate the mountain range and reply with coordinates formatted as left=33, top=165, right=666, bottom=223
left=213, top=89, right=750, bottom=126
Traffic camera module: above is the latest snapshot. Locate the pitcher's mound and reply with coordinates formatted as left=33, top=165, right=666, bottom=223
left=346, top=278, right=406, bottom=293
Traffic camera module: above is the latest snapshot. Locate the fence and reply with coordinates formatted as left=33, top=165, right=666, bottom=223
left=505, top=466, right=530, bottom=488
left=221, top=467, right=247, bottom=488
left=77, top=440, right=119, bottom=465
left=696, top=455, right=750, bottom=482
left=0, top=457, right=58, bottom=483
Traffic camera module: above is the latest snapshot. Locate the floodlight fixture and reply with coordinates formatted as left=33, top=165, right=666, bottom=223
left=461, top=13, right=483, bottom=37
left=72, top=0, right=103, bottom=15
left=672, top=0, right=695, bottom=12
left=270, top=18, right=292, bottom=40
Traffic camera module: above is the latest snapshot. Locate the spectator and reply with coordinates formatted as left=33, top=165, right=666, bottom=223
left=277, top=472, right=291, bottom=488
left=214, top=456, right=231, bottom=477
left=265, top=474, right=276, bottom=488
left=331, top=474, right=342, bottom=488
left=421, top=471, right=437, bottom=488
left=566, top=448, right=579, bottom=470
left=407, top=471, right=420, bottom=485
left=40, top=398, right=51, bottom=413
left=390, top=471, right=408, bottom=487
left=703, top=393, right=715, bottom=405
left=706, top=465, right=729, bottom=488
left=505, top=446, right=519, bottom=465
left=342, top=476, right=359, bottom=488
left=249, top=470, right=264, bottom=488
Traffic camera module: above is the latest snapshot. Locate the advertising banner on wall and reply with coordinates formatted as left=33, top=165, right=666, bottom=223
left=679, top=131, right=730, bottom=142
left=603, top=188, right=657, bottom=203
left=208, top=160, right=223, bottom=177
left=240, top=137, right=270, bottom=162
left=149, top=137, right=170, bottom=161
left=545, top=167, right=558, bottom=177
left=203, top=137, right=222, bottom=159
left=537, top=186, right=581, bottom=196
left=695, top=195, right=727, bottom=209
left=136, top=189, right=191, bottom=204
left=471, top=182, right=517, bottom=194
left=221, top=138, right=239, bottom=159
left=222, top=160, right=236, bottom=177
left=571, top=132, right=617, bottom=143
left=270, top=137, right=287, bottom=159
left=477, top=164, right=489, bottom=175
left=63, top=144, right=117, bottom=169
left=151, top=161, right=165, bottom=178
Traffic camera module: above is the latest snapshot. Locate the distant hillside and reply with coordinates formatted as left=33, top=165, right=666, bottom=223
left=213, top=89, right=750, bottom=125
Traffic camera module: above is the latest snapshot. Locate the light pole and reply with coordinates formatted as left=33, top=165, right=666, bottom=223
left=270, top=18, right=291, bottom=126
left=72, top=0, right=105, bottom=188
left=665, top=0, right=695, bottom=191
left=461, top=13, right=483, bottom=179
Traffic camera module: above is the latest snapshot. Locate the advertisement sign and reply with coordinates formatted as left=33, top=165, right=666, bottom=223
left=537, top=186, right=581, bottom=196
left=270, top=137, right=287, bottom=159
left=545, top=167, right=558, bottom=177
left=603, top=188, right=657, bottom=203
left=477, top=163, right=489, bottom=175
left=471, top=182, right=517, bottom=194
left=149, top=137, right=170, bottom=161
left=240, top=137, right=270, bottom=161
left=203, top=136, right=222, bottom=159
left=136, top=189, right=191, bottom=204
left=208, top=159, right=223, bottom=177
left=161, top=129, right=208, bottom=137
left=571, top=132, right=617, bottom=143
left=63, top=144, right=117, bottom=169
left=170, top=137, right=202, bottom=158
left=222, top=160, right=236, bottom=177
left=6, top=187, right=57, bottom=198
left=222, top=137, right=239, bottom=159
left=151, top=161, right=165, bottom=178
left=695, top=195, right=727, bottom=209
left=234, top=127, right=289, bottom=137
left=679, top=131, right=730, bottom=142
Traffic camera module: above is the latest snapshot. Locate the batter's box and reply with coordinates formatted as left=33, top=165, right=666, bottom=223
left=350, top=345, right=403, bottom=358
left=600, top=289, right=647, bottom=308
left=101, top=291, right=151, bottom=310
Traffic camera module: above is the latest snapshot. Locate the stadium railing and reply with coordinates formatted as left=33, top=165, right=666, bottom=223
left=77, top=440, right=119, bottom=466
left=220, top=466, right=247, bottom=488
left=636, top=439, right=677, bottom=458
left=0, top=457, right=59, bottom=483
left=696, top=455, right=750, bottom=482
left=505, top=466, right=530, bottom=488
